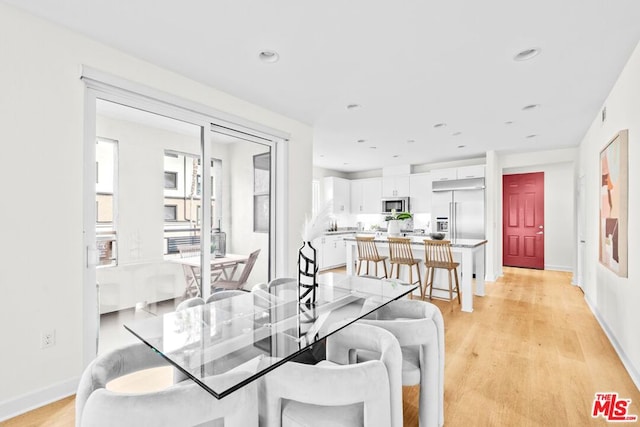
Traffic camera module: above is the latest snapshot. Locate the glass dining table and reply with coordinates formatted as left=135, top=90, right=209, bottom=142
left=124, top=273, right=418, bottom=399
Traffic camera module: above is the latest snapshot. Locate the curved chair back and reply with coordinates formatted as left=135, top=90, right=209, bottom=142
left=359, top=299, right=445, bottom=427
left=76, top=343, right=258, bottom=427
left=175, top=296, right=204, bottom=311
left=259, top=322, right=403, bottom=427
left=206, top=289, right=247, bottom=303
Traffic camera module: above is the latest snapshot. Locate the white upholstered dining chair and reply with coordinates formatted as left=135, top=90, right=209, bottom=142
left=357, top=299, right=445, bottom=427
left=76, top=343, right=258, bottom=427
left=258, top=322, right=404, bottom=427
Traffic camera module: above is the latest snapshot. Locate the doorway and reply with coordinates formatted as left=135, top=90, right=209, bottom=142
left=503, top=172, right=544, bottom=269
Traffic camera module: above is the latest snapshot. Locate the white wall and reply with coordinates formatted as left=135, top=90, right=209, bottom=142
left=0, top=3, right=312, bottom=419
left=578, top=41, right=640, bottom=389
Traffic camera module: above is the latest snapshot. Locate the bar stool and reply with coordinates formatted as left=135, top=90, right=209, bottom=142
left=355, top=236, right=388, bottom=278
left=388, top=237, right=421, bottom=288
left=423, top=239, right=460, bottom=309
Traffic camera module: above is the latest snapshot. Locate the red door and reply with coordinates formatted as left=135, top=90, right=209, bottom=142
left=503, top=172, right=544, bottom=269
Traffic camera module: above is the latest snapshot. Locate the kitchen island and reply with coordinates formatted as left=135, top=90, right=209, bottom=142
left=344, top=235, right=487, bottom=312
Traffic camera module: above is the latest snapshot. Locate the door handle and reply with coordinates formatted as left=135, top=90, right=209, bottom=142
left=536, top=231, right=544, bottom=235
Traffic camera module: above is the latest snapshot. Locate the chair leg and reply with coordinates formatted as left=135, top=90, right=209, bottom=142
left=382, top=261, right=388, bottom=279
left=416, top=264, right=422, bottom=288
left=396, top=264, right=400, bottom=279
left=357, top=259, right=362, bottom=276
left=366, top=260, right=370, bottom=275
left=448, top=270, right=454, bottom=311
left=429, top=268, right=435, bottom=300
left=375, top=262, right=378, bottom=278
left=454, top=267, right=461, bottom=304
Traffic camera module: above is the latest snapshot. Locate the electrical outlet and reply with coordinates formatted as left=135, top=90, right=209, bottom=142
left=41, top=329, right=56, bottom=349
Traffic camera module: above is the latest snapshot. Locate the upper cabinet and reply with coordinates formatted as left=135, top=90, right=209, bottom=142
left=382, top=175, right=410, bottom=197
left=351, top=178, right=382, bottom=214
left=382, top=165, right=411, bottom=197
left=456, top=165, right=485, bottom=179
left=324, top=176, right=351, bottom=214
left=431, top=165, right=485, bottom=182
left=409, top=173, right=431, bottom=213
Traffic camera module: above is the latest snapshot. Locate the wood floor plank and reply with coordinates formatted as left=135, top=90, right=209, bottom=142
left=4, top=267, right=639, bottom=426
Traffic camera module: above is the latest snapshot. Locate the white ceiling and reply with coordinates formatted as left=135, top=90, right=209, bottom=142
left=7, top=0, right=640, bottom=172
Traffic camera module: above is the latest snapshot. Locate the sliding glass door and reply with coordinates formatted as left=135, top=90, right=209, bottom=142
left=86, top=94, right=278, bottom=357
left=94, top=99, right=205, bottom=355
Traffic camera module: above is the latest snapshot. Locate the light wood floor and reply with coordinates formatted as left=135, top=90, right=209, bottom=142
left=5, top=267, right=639, bottom=426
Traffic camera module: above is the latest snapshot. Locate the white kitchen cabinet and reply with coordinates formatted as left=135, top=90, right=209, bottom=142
left=324, top=176, right=350, bottom=214
left=382, top=175, right=410, bottom=197
left=456, top=165, right=485, bottom=179
left=430, top=165, right=485, bottom=182
left=315, top=234, right=351, bottom=270
left=351, top=178, right=382, bottom=214
left=311, top=237, right=324, bottom=269
left=430, top=168, right=457, bottom=182
left=409, top=173, right=432, bottom=213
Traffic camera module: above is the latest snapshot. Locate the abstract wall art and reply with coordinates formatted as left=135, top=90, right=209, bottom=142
left=599, top=130, right=628, bottom=277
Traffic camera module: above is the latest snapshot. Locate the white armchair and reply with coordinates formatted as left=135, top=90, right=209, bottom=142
left=259, top=322, right=404, bottom=427
left=76, top=343, right=258, bottom=427
left=358, top=299, right=445, bottom=427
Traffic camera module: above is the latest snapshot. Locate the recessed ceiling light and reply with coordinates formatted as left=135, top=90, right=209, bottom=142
left=522, top=104, right=540, bottom=111
left=369, top=146, right=377, bottom=149
left=258, top=50, right=279, bottom=63
left=505, top=121, right=514, bottom=125
left=343, top=162, right=349, bottom=165
left=392, top=155, right=399, bottom=158
left=452, top=132, right=462, bottom=136
left=526, top=134, right=537, bottom=139
left=434, top=123, right=447, bottom=128
left=457, top=145, right=466, bottom=149
left=346, top=104, right=362, bottom=110
left=514, top=48, right=541, bottom=61
left=406, top=139, right=415, bottom=144
left=319, top=154, right=325, bottom=157
left=357, top=139, right=366, bottom=143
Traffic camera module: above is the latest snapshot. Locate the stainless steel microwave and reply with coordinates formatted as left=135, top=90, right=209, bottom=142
left=381, top=197, right=410, bottom=214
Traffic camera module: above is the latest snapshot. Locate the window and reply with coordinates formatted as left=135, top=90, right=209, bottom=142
left=164, top=205, right=177, bottom=221
left=164, top=171, right=177, bottom=189
left=253, top=152, right=270, bottom=233
left=95, top=138, right=118, bottom=267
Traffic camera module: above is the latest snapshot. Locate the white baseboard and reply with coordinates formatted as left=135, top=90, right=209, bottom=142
left=485, top=273, right=501, bottom=282
left=0, top=377, right=78, bottom=422
left=544, top=264, right=573, bottom=272
left=584, top=295, right=640, bottom=392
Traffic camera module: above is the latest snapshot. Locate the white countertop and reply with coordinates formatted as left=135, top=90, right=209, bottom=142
left=343, top=235, right=487, bottom=248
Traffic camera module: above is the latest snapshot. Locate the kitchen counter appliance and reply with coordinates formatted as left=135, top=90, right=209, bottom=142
left=381, top=197, right=409, bottom=214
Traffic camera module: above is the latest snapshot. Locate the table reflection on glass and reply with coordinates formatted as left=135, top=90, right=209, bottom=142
left=124, top=273, right=417, bottom=399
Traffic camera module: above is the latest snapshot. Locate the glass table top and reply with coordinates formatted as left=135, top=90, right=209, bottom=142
left=124, top=273, right=417, bottom=398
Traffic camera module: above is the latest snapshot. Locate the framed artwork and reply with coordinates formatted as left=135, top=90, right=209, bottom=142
left=599, top=130, right=628, bottom=277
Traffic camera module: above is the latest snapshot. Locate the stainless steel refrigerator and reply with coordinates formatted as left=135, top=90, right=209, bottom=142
left=431, top=178, right=485, bottom=240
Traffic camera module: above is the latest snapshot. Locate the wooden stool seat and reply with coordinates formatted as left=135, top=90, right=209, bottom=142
left=423, top=239, right=460, bottom=310
left=388, top=237, right=422, bottom=289
left=355, top=236, right=388, bottom=278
